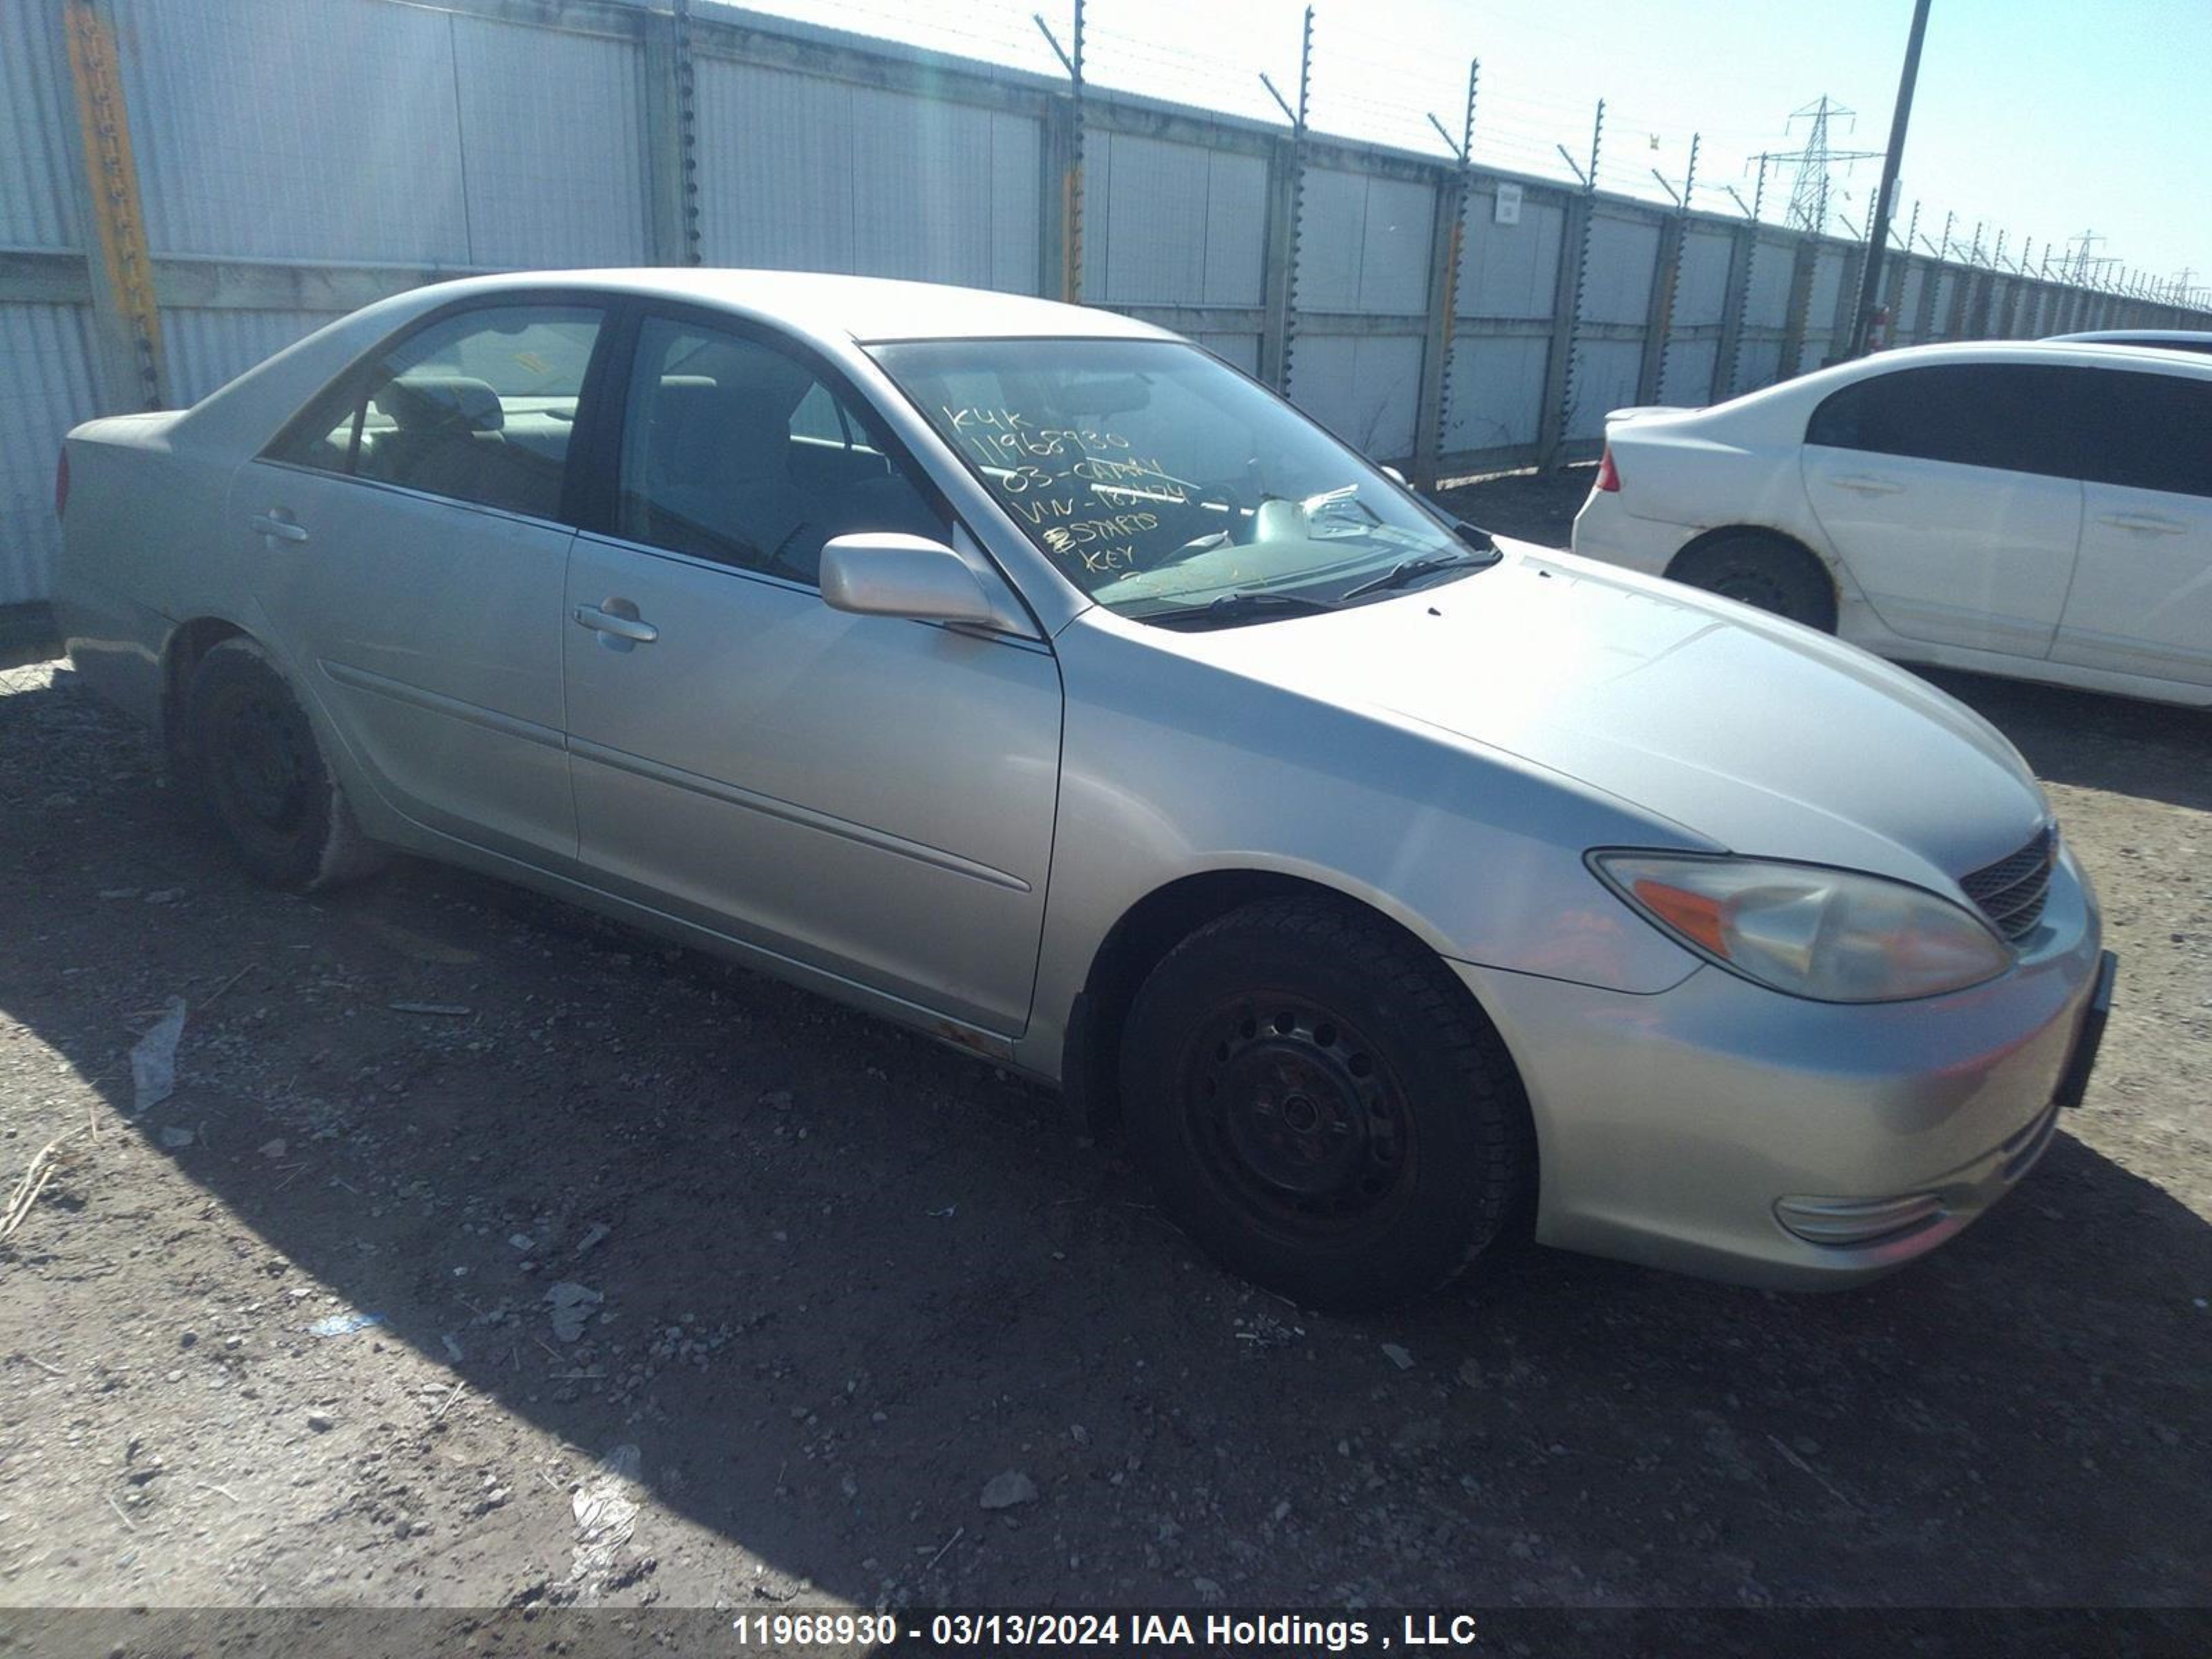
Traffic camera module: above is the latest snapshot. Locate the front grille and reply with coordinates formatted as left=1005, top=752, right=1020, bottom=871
left=1962, top=825, right=2057, bottom=942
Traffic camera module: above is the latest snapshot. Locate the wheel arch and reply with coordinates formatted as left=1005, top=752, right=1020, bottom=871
left=1662, top=524, right=1842, bottom=631
left=1060, top=869, right=1534, bottom=1166
left=158, top=615, right=251, bottom=774
left=1662, top=522, right=1831, bottom=581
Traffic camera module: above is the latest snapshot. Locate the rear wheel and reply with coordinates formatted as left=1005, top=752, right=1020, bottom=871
left=1119, top=897, right=1533, bottom=1311
left=1668, top=532, right=1837, bottom=632
left=184, top=637, right=386, bottom=892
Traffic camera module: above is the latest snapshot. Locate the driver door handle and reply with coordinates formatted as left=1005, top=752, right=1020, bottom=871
left=572, top=604, right=659, bottom=644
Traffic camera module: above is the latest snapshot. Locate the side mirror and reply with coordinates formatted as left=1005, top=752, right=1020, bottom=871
left=820, top=533, right=998, bottom=626
left=1380, top=465, right=1409, bottom=487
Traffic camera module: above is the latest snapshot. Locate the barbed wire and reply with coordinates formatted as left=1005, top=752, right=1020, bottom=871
left=709, top=0, right=2190, bottom=283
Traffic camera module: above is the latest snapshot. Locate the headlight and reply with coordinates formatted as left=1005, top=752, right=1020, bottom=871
left=1591, top=852, right=2014, bottom=1003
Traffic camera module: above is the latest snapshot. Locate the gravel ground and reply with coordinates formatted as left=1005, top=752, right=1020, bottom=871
left=1, top=472, right=2207, bottom=1649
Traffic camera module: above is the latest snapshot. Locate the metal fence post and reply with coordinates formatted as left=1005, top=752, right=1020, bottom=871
left=1636, top=133, right=1696, bottom=402
left=1713, top=222, right=1755, bottom=399
left=1776, top=236, right=1819, bottom=378
left=1257, top=134, right=1300, bottom=390
left=1882, top=247, right=1911, bottom=343
left=1034, top=2, right=1086, bottom=304
left=1825, top=241, right=1864, bottom=364
left=1412, top=165, right=1467, bottom=488
left=62, top=0, right=165, bottom=410
left=1537, top=191, right=1589, bottom=468
left=1541, top=100, right=1603, bottom=468
left=1256, top=8, right=1311, bottom=392
left=1635, top=215, right=1684, bottom=404
left=1412, top=61, right=1475, bottom=489
left=1942, top=259, right=1971, bottom=339
left=1039, top=97, right=1076, bottom=303
left=641, top=2, right=698, bottom=265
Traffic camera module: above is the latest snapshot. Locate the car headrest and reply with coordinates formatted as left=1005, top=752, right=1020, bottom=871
left=375, top=374, right=504, bottom=433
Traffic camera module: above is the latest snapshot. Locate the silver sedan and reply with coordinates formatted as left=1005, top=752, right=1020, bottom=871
left=55, top=270, right=2115, bottom=1309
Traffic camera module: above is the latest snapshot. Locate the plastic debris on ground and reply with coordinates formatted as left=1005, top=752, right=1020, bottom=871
left=129, top=997, right=187, bottom=1114
left=567, top=1443, right=643, bottom=1604
left=308, top=1309, right=386, bottom=1338
left=545, top=1281, right=603, bottom=1342
left=979, top=1469, right=1038, bottom=1510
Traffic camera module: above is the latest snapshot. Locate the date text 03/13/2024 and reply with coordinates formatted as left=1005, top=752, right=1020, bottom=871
left=728, top=1611, right=1484, bottom=1649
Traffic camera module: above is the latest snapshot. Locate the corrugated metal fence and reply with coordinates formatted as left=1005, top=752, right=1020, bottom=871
left=2, top=0, right=2202, bottom=610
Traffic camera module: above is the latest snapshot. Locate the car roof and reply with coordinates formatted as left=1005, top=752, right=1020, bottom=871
left=1725, top=338, right=2212, bottom=411
left=1850, top=339, right=2212, bottom=374
left=402, top=268, right=1174, bottom=346
left=166, top=267, right=1183, bottom=455
left=2044, top=328, right=2212, bottom=345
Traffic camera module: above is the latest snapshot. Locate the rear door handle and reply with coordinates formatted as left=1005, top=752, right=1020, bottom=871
left=249, top=512, right=310, bottom=543
left=572, top=603, right=659, bottom=644
left=2097, top=512, right=2187, bottom=535
left=1829, top=474, right=1904, bottom=496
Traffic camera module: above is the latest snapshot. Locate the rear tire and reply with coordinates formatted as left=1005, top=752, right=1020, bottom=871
left=1668, top=532, right=1837, bottom=632
left=1119, top=897, right=1533, bottom=1312
left=184, top=637, right=386, bottom=892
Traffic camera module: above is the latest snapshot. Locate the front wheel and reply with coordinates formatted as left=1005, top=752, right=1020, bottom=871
left=1119, top=897, right=1533, bottom=1311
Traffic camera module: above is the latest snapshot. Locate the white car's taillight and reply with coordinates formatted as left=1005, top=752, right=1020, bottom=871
left=1593, top=445, right=1620, bottom=493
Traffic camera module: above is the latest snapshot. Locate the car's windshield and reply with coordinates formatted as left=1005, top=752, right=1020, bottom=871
left=870, top=339, right=1487, bottom=624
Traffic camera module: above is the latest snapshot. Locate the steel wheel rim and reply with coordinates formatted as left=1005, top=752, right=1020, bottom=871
left=1709, top=563, right=1803, bottom=621
left=216, top=690, right=309, bottom=834
left=1179, top=993, right=1416, bottom=1236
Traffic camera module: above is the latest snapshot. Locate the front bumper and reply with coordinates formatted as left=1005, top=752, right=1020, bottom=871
left=1454, top=849, right=2108, bottom=1289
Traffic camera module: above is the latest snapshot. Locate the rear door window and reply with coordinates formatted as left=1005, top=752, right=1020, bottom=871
left=264, top=303, right=604, bottom=522
left=1805, top=363, right=2097, bottom=478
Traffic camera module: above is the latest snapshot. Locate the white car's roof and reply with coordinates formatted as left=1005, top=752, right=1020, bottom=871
left=1848, top=339, right=2212, bottom=374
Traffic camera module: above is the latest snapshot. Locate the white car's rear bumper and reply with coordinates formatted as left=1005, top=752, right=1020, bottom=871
left=1569, top=489, right=1696, bottom=578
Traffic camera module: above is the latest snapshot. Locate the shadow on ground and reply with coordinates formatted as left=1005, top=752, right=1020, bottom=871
left=1, top=659, right=2208, bottom=1623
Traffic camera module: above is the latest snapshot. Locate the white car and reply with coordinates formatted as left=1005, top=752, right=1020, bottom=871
left=1571, top=341, right=2212, bottom=706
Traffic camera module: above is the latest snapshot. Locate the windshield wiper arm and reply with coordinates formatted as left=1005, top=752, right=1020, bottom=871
left=1338, top=547, right=1498, bottom=601
left=1143, top=590, right=1338, bottom=628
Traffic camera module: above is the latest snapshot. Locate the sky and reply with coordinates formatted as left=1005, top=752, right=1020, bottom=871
left=724, top=0, right=2211, bottom=298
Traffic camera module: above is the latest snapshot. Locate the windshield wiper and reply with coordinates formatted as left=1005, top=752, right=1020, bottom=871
left=1338, top=547, right=1499, bottom=601
left=1141, top=590, right=1339, bottom=629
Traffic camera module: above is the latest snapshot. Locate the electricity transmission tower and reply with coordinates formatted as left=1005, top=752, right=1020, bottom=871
left=1754, top=97, right=1880, bottom=236
left=2065, top=230, right=2106, bottom=282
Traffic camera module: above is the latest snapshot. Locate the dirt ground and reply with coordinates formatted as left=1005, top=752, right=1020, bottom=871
left=1, top=471, right=2208, bottom=1653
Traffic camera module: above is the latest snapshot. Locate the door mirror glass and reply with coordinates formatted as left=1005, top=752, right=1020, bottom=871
left=820, top=534, right=998, bottom=625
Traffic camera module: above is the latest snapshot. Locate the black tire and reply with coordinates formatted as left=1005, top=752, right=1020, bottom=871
left=1667, top=533, right=1837, bottom=632
left=1119, top=896, right=1533, bottom=1312
left=183, top=637, right=386, bottom=892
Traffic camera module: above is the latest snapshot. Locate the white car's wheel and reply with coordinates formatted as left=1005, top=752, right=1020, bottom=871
left=1669, top=533, right=1838, bottom=632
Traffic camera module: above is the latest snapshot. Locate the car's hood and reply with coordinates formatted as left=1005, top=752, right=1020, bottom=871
left=1179, top=540, right=2050, bottom=894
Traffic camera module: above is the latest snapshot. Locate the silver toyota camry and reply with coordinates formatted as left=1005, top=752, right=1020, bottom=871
left=55, top=271, right=2116, bottom=1310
